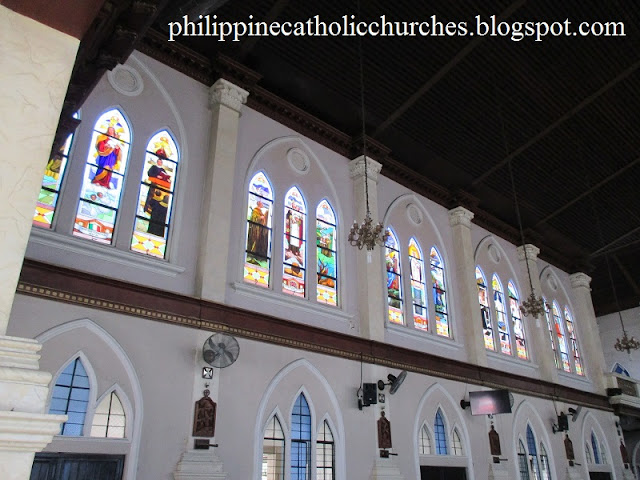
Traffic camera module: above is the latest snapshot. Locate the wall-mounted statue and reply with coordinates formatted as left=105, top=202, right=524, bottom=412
left=489, top=424, right=501, bottom=456
left=564, top=434, right=575, bottom=461
left=377, top=410, right=392, bottom=449
left=193, top=389, right=217, bottom=437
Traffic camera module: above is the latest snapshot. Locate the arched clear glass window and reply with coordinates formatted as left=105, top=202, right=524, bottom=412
left=585, top=442, right=593, bottom=464
left=552, top=302, right=571, bottom=373
left=33, top=112, right=80, bottom=228
left=509, top=281, right=527, bottom=359
left=526, top=425, right=541, bottom=479
left=543, top=299, right=559, bottom=368
left=291, top=393, right=311, bottom=480
left=385, top=229, right=403, bottom=325
left=476, top=267, right=494, bottom=350
left=518, top=439, right=531, bottom=480
left=492, top=275, right=512, bottom=355
left=419, top=424, right=432, bottom=454
left=283, top=187, right=307, bottom=298
left=131, top=131, right=179, bottom=258
left=430, top=247, right=449, bottom=337
left=539, top=443, right=552, bottom=480
left=564, top=307, right=583, bottom=376
left=316, top=420, right=334, bottom=480
left=73, top=109, right=131, bottom=244
left=451, top=428, right=463, bottom=456
left=591, top=432, right=601, bottom=464
left=613, top=363, right=630, bottom=377
left=262, top=416, right=285, bottom=480
left=90, top=391, right=126, bottom=438
left=316, top=200, right=338, bottom=306
left=408, top=238, right=428, bottom=330
left=599, top=440, right=607, bottom=465
left=48, top=358, right=90, bottom=436
left=245, top=172, right=273, bottom=288
left=434, top=409, right=448, bottom=455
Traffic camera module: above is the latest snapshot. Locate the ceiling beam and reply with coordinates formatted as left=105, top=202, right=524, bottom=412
left=471, top=59, right=640, bottom=186
left=372, top=0, right=526, bottom=138
left=238, top=0, right=290, bottom=61
left=613, top=255, right=640, bottom=297
left=590, top=225, right=640, bottom=257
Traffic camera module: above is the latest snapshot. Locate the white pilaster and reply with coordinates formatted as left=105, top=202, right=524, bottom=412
left=516, top=245, right=558, bottom=384
left=196, top=79, right=249, bottom=303
left=448, top=207, right=488, bottom=366
left=350, top=156, right=386, bottom=341
left=569, top=272, right=607, bottom=393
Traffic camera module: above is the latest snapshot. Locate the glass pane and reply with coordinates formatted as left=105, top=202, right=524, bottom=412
left=73, top=200, right=117, bottom=244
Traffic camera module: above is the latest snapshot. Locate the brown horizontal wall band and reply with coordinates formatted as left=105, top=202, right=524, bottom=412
left=19, top=259, right=614, bottom=412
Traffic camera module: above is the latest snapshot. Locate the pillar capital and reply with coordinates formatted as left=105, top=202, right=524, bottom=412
left=569, top=272, right=592, bottom=290
left=448, top=206, right=474, bottom=228
left=516, top=244, right=540, bottom=262
left=209, top=79, right=249, bottom=113
left=349, top=156, right=382, bottom=182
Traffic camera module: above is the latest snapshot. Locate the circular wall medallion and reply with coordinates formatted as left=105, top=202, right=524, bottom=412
left=107, top=65, right=144, bottom=97
left=488, top=243, right=501, bottom=263
left=287, top=148, right=310, bottom=174
left=406, top=203, right=423, bottom=225
left=547, top=274, right=559, bottom=291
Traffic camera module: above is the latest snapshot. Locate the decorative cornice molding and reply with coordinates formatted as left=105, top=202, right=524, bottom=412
left=570, top=272, right=592, bottom=290
left=349, top=156, right=383, bottom=181
left=209, top=78, right=249, bottom=112
left=517, top=244, right=541, bottom=262
left=448, top=206, right=475, bottom=228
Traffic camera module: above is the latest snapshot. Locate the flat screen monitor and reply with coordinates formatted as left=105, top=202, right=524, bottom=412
left=469, top=389, right=511, bottom=416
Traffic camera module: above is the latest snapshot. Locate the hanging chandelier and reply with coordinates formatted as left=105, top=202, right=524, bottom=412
left=615, top=330, right=640, bottom=354
left=348, top=7, right=388, bottom=251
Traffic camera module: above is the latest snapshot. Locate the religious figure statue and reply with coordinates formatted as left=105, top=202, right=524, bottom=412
left=193, top=390, right=217, bottom=437
left=247, top=200, right=269, bottom=259
left=489, top=425, right=501, bottom=456
left=620, top=441, right=629, bottom=464
left=377, top=410, right=392, bottom=449
left=564, top=434, right=575, bottom=461
left=92, top=116, right=123, bottom=188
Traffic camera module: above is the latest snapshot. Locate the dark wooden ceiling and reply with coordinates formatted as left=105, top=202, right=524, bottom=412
left=59, top=0, right=640, bottom=316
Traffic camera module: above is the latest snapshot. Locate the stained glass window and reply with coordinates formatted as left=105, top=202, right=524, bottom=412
left=543, top=299, right=559, bottom=368
left=291, top=393, right=311, bottom=480
left=131, top=131, right=179, bottom=259
left=477, top=267, right=494, bottom=350
left=408, top=238, right=427, bottom=330
left=48, top=358, right=90, bottom=436
left=419, top=424, right=432, bottom=454
left=33, top=113, right=78, bottom=228
left=509, top=282, right=527, bottom=359
left=73, top=109, right=131, bottom=244
left=613, top=363, right=630, bottom=377
left=540, top=443, right=552, bottom=480
left=316, top=200, right=338, bottom=306
left=430, top=247, right=449, bottom=337
left=90, top=391, right=126, bottom=438
left=316, top=420, right=334, bottom=480
left=552, top=302, right=571, bottom=373
left=564, top=307, right=583, bottom=376
left=385, top=229, right=403, bottom=325
left=262, top=416, right=285, bottom=480
left=526, top=425, right=541, bottom=479
left=518, top=440, right=530, bottom=480
left=245, top=172, right=273, bottom=288
left=283, top=187, right=307, bottom=298
left=492, top=275, right=511, bottom=355
left=591, top=432, right=600, bottom=464
left=451, top=428, right=463, bottom=456
left=434, top=409, right=447, bottom=455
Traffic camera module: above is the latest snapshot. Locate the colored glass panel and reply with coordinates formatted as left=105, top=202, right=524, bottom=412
left=565, top=307, right=583, bottom=376
left=477, top=267, right=494, bottom=350
left=245, top=172, right=273, bottom=288
left=553, top=302, right=571, bottom=373
left=591, top=432, right=600, bottom=464
left=543, top=299, right=560, bottom=368
left=385, top=230, right=403, bottom=325
left=434, top=409, right=447, bottom=455
left=131, top=131, right=179, bottom=259
left=431, top=247, right=449, bottom=337
left=509, top=282, right=527, bottom=359
left=316, top=421, right=334, bottom=480
left=408, top=238, right=427, bottom=330
left=283, top=187, right=306, bottom=298
left=492, top=275, right=511, bottom=355
left=316, top=200, right=337, bottom=306
left=73, top=109, right=131, bottom=244
left=262, top=416, right=285, bottom=480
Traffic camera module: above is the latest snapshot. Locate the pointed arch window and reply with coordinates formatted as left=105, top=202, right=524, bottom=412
left=33, top=113, right=80, bottom=228
left=434, top=409, right=448, bottom=455
left=564, top=307, right=583, bottom=376
left=539, top=443, right=552, bottom=480
left=552, top=302, right=571, bottom=373
left=526, top=425, right=541, bottom=479
left=585, top=442, right=593, bottom=464
left=316, top=200, right=338, bottom=306
left=73, top=109, right=131, bottom=245
left=90, top=391, right=126, bottom=438
left=48, top=358, right=90, bottom=436
left=262, top=416, right=285, bottom=480
left=245, top=172, right=273, bottom=288
left=509, top=282, right=527, bottom=359
left=283, top=187, right=307, bottom=298
left=477, top=267, right=494, bottom=350
left=599, top=440, right=607, bottom=465
left=291, top=393, right=311, bottom=480
left=385, top=229, right=403, bottom=325
left=430, top=247, right=449, bottom=337
left=543, top=299, right=559, bottom=368
left=419, top=424, right=432, bottom=454
left=591, top=432, right=601, bottom=464
left=492, top=275, right=511, bottom=355
left=131, top=131, right=179, bottom=259
left=409, top=238, right=428, bottom=330
left=451, top=428, right=463, bottom=456
left=518, top=439, right=530, bottom=480
left=613, top=363, right=630, bottom=377
left=316, top=420, right=334, bottom=480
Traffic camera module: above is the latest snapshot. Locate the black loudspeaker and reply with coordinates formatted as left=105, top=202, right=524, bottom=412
left=363, top=383, right=378, bottom=406
left=607, top=388, right=623, bottom=397
left=557, top=413, right=569, bottom=432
